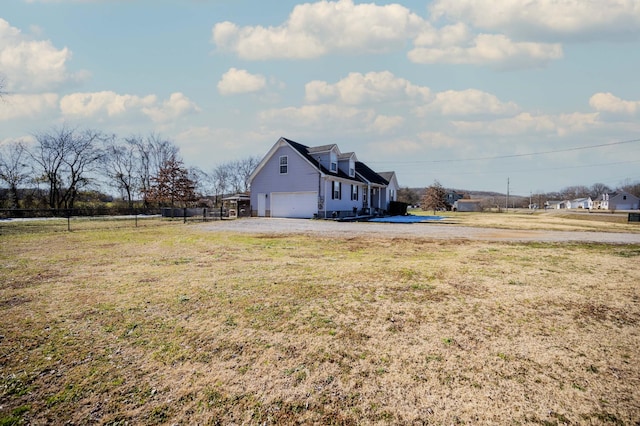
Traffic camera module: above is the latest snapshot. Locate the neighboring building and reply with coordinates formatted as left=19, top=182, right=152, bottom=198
left=594, top=191, right=640, bottom=210
left=248, top=137, right=398, bottom=218
left=545, top=200, right=564, bottom=209
left=453, top=199, right=483, bottom=212
left=566, top=197, right=593, bottom=209
left=445, top=191, right=465, bottom=210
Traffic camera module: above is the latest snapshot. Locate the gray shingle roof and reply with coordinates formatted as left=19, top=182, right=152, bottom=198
left=283, top=138, right=387, bottom=184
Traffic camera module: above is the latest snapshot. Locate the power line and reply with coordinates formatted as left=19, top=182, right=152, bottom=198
left=368, top=137, right=640, bottom=165
left=398, top=159, right=640, bottom=177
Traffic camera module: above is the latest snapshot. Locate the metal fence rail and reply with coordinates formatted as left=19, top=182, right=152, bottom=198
left=0, top=207, right=229, bottom=234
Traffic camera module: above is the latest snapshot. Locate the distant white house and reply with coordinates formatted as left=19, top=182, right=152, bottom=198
left=545, top=200, right=564, bottom=209
left=593, top=191, right=640, bottom=210
left=566, top=197, right=593, bottom=209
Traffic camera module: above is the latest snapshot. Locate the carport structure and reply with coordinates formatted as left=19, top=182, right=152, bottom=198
left=221, top=194, right=250, bottom=218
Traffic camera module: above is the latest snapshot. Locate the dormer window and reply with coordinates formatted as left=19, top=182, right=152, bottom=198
left=349, top=167, right=355, bottom=177
left=331, top=162, right=337, bottom=172
left=279, top=155, right=288, bottom=174
left=330, top=151, right=337, bottom=172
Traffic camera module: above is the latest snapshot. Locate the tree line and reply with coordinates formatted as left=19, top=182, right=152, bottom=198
left=0, top=125, right=259, bottom=210
left=398, top=180, right=640, bottom=213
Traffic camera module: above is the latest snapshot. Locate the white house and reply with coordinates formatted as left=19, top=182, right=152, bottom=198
left=594, top=191, right=640, bottom=210
left=248, top=137, right=399, bottom=219
left=566, top=197, right=593, bottom=209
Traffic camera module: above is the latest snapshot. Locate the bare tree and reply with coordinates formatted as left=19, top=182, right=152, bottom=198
left=30, top=125, right=108, bottom=209
left=589, top=182, right=611, bottom=199
left=210, top=163, right=232, bottom=206
left=619, top=179, right=640, bottom=198
left=235, top=156, right=260, bottom=193
left=559, top=185, right=590, bottom=200
left=188, top=166, right=208, bottom=198
left=421, top=180, right=447, bottom=214
left=209, top=156, right=259, bottom=201
left=0, top=141, right=31, bottom=208
left=102, top=139, right=139, bottom=208
left=397, top=187, right=420, bottom=206
left=128, top=133, right=179, bottom=207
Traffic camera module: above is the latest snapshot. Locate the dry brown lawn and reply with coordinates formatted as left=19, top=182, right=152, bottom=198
left=421, top=209, right=640, bottom=234
left=1, top=217, right=639, bottom=425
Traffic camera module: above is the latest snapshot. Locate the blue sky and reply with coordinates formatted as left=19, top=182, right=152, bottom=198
left=1, top=0, right=639, bottom=195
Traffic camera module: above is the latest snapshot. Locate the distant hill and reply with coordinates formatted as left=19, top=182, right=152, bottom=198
left=409, top=188, right=524, bottom=199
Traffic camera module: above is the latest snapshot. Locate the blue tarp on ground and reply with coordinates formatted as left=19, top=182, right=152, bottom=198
left=368, top=215, right=445, bottom=223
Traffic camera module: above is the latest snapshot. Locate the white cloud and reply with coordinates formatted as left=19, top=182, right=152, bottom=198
left=429, top=0, right=640, bottom=41
left=0, top=18, right=85, bottom=91
left=553, top=112, right=601, bottom=136
left=24, top=0, right=103, bottom=2
left=0, top=93, right=59, bottom=120
left=417, top=89, right=519, bottom=116
left=142, top=92, right=201, bottom=123
left=370, top=137, right=424, bottom=155
left=413, top=22, right=472, bottom=47
left=305, top=71, right=431, bottom=105
left=258, top=103, right=403, bottom=138
left=211, top=0, right=570, bottom=68
left=211, top=0, right=571, bottom=68
left=259, top=104, right=374, bottom=130
left=409, top=33, right=563, bottom=68
left=372, top=115, right=404, bottom=133
left=174, top=126, right=270, bottom=168
left=304, top=80, right=337, bottom=103
left=217, top=68, right=267, bottom=95
left=451, top=112, right=599, bottom=136
left=417, top=131, right=461, bottom=149
left=60, top=91, right=156, bottom=117
left=589, top=92, right=639, bottom=115
left=212, top=0, right=424, bottom=60
left=59, top=91, right=199, bottom=123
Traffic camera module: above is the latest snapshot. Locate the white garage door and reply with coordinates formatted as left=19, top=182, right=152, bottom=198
left=271, top=192, right=317, bottom=218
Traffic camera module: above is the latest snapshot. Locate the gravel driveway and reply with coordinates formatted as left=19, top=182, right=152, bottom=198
left=203, top=217, right=640, bottom=244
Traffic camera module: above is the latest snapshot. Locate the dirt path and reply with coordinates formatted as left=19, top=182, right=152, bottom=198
left=202, top=217, right=640, bottom=244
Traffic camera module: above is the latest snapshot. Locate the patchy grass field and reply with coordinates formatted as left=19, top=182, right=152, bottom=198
left=1, top=219, right=639, bottom=425
left=413, top=209, right=640, bottom=234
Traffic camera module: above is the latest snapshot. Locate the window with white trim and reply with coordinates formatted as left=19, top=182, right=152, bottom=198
left=332, top=181, right=341, bottom=199
left=279, top=155, right=288, bottom=174
left=351, top=184, right=358, bottom=201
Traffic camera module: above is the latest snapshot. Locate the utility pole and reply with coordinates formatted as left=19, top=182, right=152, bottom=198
left=506, top=177, right=510, bottom=212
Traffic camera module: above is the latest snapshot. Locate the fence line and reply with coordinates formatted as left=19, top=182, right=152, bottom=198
left=0, top=207, right=234, bottom=234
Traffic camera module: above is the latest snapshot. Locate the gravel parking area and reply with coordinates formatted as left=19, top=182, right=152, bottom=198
left=203, top=217, right=640, bottom=244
